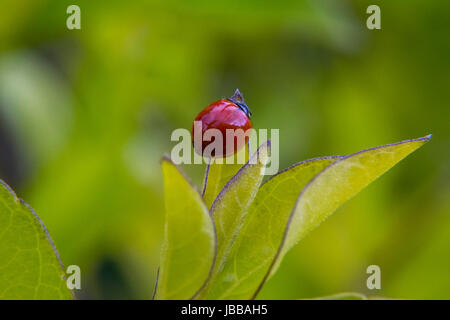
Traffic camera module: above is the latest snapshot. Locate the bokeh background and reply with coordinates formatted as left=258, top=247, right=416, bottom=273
left=0, top=0, right=449, bottom=299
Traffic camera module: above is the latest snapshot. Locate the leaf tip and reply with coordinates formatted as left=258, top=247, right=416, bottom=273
left=414, top=134, right=432, bottom=143
left=410, top=134, right=432, bottom=148
left=160, top=154, right=172, bottom=164
left=257, top=139, right=271, bottom=155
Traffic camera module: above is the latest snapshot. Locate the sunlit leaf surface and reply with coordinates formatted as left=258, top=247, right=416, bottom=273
left=0, top=180, right=72, bottom=299
left=202, top=144, right=250, bottom=209
left=156, top=158, right=216, bottom=299
left=204, top=156, right=339, bottom=299
left=204, top=135, right=431, bottom=299
left=198, top=141, right=270, bottom=299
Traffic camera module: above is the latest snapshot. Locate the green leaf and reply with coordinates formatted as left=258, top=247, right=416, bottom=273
left=307, top=292, right=390, bottom=300
left=0, top=179, right=72, bottom=300
left=198, top=141, right=271, bottom=299
left=202, top=144, right=250, bottom=209
left=276, top=135, right=432, bottom=278
left=208, top=135, right=431, bottom=299
left=204, top=156, right=340, bottom=299
left=155, top=158, right=216, bottom=300
left=308, top=292, right=368, bottom=300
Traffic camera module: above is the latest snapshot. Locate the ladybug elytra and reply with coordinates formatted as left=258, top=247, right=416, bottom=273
left=192, top=89, right=253, bottom=158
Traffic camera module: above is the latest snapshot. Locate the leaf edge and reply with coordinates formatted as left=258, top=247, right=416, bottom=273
left=251, top=134, right=432, bottom=299
left=0, top=178, right=74, bottom=300
left=155, top=155, right=218, bottom=300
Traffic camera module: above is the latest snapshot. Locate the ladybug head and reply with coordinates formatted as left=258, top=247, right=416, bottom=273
left=228, top=88, right=252, bottom=118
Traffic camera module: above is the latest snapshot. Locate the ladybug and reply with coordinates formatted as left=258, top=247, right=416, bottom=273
left=192, top=89, right=253, bottom=158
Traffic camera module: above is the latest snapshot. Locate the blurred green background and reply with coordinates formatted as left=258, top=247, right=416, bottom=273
left=0, top=0, right=449, bottom=299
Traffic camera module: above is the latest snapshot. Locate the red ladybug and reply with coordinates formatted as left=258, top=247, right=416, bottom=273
left=192, top=89, right=253, bottom=158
